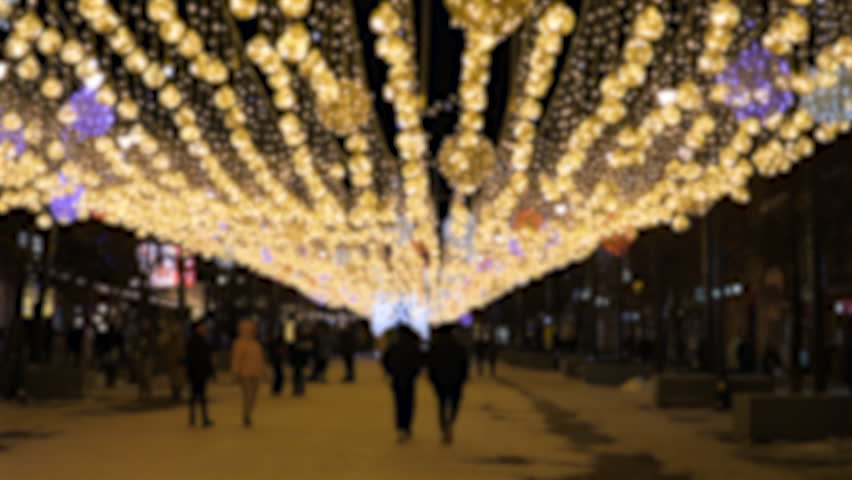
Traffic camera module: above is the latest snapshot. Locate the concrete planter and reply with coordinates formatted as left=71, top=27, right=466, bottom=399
left=734, top=394, right=852, bottom=442
left=502, top=350, right=558, bottom=370
left=580, top=363, right=651, bottom=386
left=655, top=373, right=775, bottom=408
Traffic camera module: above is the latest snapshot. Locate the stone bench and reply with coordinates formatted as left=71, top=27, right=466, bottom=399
left=655, top=373, right=775, bottom=408
left=580, top=362, right=651, bottom=386
left=734, top=394, right=852, bottom=442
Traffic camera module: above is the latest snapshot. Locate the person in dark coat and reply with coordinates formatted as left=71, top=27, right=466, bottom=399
left=267, top=333, right=286, bottom=396
left=382, top=325, right=422, bottom=443
left=762, top=343, right=783, bottom=376
left=290, top=323, right=314, bottom=396
left=737, top=336, right=757, bottom=373
left=309, top=322, right=334, bottom=382
left=338, top=323, right=357, bottom=382
left=427, top=325, right=469, bottom=444
left=185, top=319, right=214, bottom=427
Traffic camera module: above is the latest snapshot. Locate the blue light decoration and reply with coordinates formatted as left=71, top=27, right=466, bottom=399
left=716, top=42, right=794, bottom=121
left=0, top=115, right=26, bottom=155
left=68, top=88, right=115, bottom=139
left=800, top=67, right=852, bottom=123
left=459, top=312, right=474, bottom=328
left=49, top=174, right=85, bottom=225
left=261, top=246, right=272, bottom=263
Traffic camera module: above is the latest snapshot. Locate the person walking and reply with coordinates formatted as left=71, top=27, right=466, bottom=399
left=231, top=319, right=267, bottom=428
left=133, top=317, right=156, bottom=401
left=427, top=325, right=469, bottom=444
left=338, top=323, right=357, bottom=382
left=186, top=319, right=214, bottom=428
left=267, top=332, right=286, bottom=396
left=309, top=322, right=333, bottom=382
left=290, top=323, right=314, bottom=396
left=382, top=325, right=422, bottom=443
left=161, top=321, right=186, bottom=401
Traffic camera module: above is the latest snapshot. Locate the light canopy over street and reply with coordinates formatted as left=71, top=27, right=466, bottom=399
left=0, top=0, right=850, bottom=325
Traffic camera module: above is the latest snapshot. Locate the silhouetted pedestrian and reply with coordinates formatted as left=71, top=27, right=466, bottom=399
left=267, top=334, right=286, bottom=396
left=231, top=319, right=267, bottom=428
left=737, top=336, right=756, bottom=373
left=339, top=323, right=357, bottom=382
left=133, top=318, right=156, bottom=401
left=291, top=323, right=314, bottom=396
left=186, top=319, right=214, bottom=428
left=382, top=325, right=422, bottom=443
left=844, top=328, right=852, bottom=392
left=487, top=341, right=499, bottom=376
left=762, top=344, right=783, bottom=377
left=310, top=322, right=333, bottom=382
left=427, top=325, right=469, bottom=444
left=474, top=340, right=488, bottom=376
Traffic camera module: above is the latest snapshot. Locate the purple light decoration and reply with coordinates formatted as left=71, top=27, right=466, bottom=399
left=716, top=42, right=794, bottom=121
left=477, top=257, right=493, bottom=272
left=49, top=174, right=85, bottom=225
left=261, top=247, right=272, bottom=263
left=68, top=88, right=115, bottom=139
left=319, top=273, right=330, bottom=283
left=0, top=110, right=26, bottom=154
left=509, top=238, right=524, bottom=257
left=459, top=313, right=474, bottom=328
left=547, top=231, right=561, bottom=247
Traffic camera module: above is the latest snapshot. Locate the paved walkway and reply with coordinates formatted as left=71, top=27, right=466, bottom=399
left=1, top=362, right=851, bottom=479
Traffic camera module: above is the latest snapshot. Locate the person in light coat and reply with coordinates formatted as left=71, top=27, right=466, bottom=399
left=231, top=319, right=267, bottom=428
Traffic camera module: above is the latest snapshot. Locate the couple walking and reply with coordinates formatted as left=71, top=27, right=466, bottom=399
left=186, top=318, right=268, bottom=429
left=382, top=325, right=469, bottom=444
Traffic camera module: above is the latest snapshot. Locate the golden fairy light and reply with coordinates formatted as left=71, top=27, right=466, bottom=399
left=0, top=0, right=849, bottom=323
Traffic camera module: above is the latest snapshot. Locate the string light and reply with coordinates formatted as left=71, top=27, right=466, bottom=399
left=0, top=0, right=849, bottom=324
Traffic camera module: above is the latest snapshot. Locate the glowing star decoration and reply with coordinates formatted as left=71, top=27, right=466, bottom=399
left=716, top=42, right=794, bottom=121
left=68, top=88, right=116, bottom=139
left=49, top=174, right=85, bottom=225
left=371, top=295, right=431, bottom=339
left=800, top=67, right=852, bottom=123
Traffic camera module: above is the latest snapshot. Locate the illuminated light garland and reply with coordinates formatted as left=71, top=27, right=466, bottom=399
left=0, top=1, right=849, bottom=323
